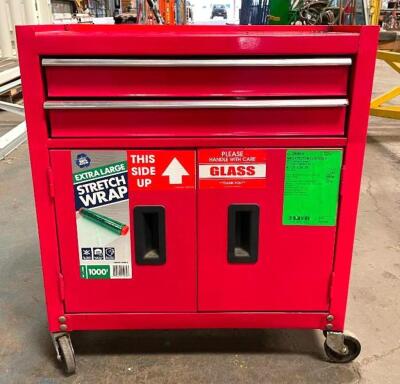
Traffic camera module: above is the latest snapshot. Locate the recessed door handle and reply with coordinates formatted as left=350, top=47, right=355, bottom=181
left=228, top=205, right=259, bottom=264
left=134, top=206, right=166, bottom=266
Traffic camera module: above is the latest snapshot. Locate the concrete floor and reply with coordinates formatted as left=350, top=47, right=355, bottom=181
left=0, top=61, right=399, bottom=384
left=0, top=110, right=24, bottom=136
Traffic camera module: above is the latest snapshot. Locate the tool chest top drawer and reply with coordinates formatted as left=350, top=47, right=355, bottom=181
left=42, top=57, right=351, bottom=98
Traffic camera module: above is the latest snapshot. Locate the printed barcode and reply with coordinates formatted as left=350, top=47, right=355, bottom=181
left=112, top=265, right=130, bottom=277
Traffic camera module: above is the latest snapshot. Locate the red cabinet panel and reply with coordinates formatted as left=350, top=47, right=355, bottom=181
left=197, top=148, right=339, bottom=312
left=51, top=150, right=197, bottom=313
left=50, top=147, right=340, bottom=314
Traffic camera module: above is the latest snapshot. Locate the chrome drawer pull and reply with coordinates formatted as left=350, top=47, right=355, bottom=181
left=44, top=99, right=348, bottom=110
left=42, top=58, right=352, bottom=67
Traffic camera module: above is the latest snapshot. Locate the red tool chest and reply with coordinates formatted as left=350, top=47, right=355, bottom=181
left=17, top=25, right=378, bottom=374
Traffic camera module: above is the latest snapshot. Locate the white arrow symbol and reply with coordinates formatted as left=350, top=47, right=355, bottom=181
left=162, top=157, right=189, bottom=185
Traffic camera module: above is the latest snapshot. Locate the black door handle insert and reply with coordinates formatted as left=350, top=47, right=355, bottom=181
left=228, top=205, right=259, bottom=264
left=134, top=206, right=166, bottom=265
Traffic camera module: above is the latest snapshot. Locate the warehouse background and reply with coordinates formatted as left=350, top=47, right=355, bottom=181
left=2, top=0, right=394, bottom=56
left=0, top=0, right=399, bottom=383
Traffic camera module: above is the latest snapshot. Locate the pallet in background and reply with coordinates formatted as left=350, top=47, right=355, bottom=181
left=0, top=81, right=22, bottom=103
left=0, top=60, right=25, bottom=159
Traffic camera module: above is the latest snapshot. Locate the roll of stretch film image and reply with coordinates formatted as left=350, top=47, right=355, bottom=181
left=79, top=208, right=129, bottom=236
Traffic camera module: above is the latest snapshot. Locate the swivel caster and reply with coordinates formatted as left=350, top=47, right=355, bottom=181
left=51, top=332, right=76, bottom=374
left=323, top=331, right=361, bottom=363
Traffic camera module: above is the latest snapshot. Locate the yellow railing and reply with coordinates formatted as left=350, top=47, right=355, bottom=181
left=370, top=50, right=400, bottom=120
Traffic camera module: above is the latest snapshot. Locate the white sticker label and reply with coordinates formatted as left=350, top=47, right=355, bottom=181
left=199, top=163, right=266, bottom=179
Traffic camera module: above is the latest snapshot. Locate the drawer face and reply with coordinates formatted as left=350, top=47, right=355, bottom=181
left=46, top=100, right=347, bottom=138
left=44, top=62, right=349, bottom=98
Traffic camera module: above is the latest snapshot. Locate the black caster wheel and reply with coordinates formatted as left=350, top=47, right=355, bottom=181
left=324, top=334, right=361, bottom=363
left=57, top=335, right=76, bottom=374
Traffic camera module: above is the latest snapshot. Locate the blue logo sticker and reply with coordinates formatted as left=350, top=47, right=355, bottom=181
left=76, top=153, right=91, bottom=168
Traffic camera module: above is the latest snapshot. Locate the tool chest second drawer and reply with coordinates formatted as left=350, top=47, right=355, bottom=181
left=45, top=99, right=348, bottom=138
left=42, top=57, right=351, bottom=98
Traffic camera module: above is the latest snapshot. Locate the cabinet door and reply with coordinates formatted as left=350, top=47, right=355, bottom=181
left=51, top=149, right=196, bottom=313
left=198, top=148, right=342, bottom=312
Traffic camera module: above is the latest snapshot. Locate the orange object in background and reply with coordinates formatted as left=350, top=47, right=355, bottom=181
left=159, top=0, right=175, bottom=24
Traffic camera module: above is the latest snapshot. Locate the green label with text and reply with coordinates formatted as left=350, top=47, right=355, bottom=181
left=283, top=150, right=343, bottom=226
left=80, top=265, right=111, bottom=279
